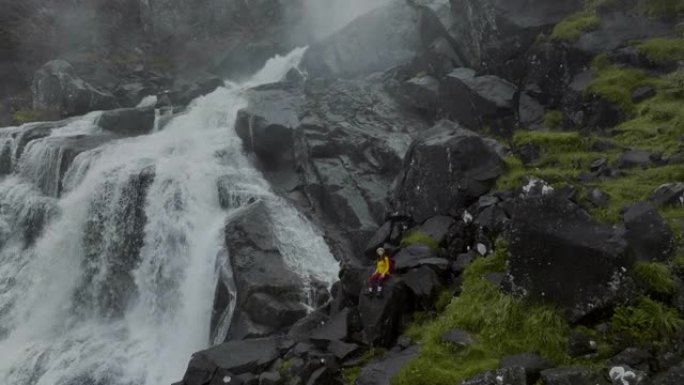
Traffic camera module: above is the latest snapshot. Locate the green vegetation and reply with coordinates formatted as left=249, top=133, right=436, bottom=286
left=12, top=109, right=54, bottom=124
left=642, top=0, right=684, bottom=18
left=551, top=12, right=601, bottom=42
left=544, top=110, right=564, bottom=129
left=638, top=38, right=684, bottom=64
left=611, top=296, right=683, bottom=347
left=342, top=348, right=387, bottom=385
left=590, top=165, right=684, bottom=222
left=586, top=66, right=654, bottom=113
left=393, top=246, right=571, bottom=385
left=400, top=231, right=440, bottom=251
left=497, top=131, right=613, bottom=191
left=633, top=261, right=676, bottom=295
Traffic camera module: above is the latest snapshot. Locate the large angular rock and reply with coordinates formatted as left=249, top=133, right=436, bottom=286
left=182, top=337, right=281, bottom=382
left=97, top=107, right=155, bottom=136
left=393, top=244, right=448, bottom=271
left=403, top=266, right=443, bottom=306
left=32, top=60, right=116, bottom=117
left=650, top=183, right=684, bottom=208
left=392, top=120, right=504, bottom=223
left=302, top=1, right=457, bottom=78
left=222, top=201, right=306, bottom=337
left=499, top=353, right=552, bottom=385
left=652, top=366, right=684, bottom=385
left=540, top=367, right=604, bottom=385
left=310, top=307, right=351, bottom=345
left=417, top=215, right=455, bottom=245
left=447, top=0, right=584, bottom=74
left=358, top=278, right=411, bottom=347
left=438, top=70, right=518, bottom=133
left=243, top=292, right=308, bottom=330
left=505, top=193, right=631, bottom=322
left=234, top=89, right=304, bottom=168
left=460, top=367, right=527, bottom=385
left=623, top=202, right=675, bottom=262
left=356, top=346, right=420, bottom=385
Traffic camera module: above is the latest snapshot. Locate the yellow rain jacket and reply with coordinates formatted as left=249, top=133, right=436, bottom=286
left=374, top=255, right=391, bottom=277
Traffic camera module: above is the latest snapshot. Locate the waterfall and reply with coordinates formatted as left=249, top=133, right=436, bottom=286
left=0, top=48, right=338, bottom=385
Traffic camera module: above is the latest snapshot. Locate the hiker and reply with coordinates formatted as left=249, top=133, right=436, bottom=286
left=367, top=247, right=392, bottom=296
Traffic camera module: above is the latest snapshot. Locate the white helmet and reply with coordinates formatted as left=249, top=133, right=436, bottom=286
left=376, top=247, right=385, bottom=256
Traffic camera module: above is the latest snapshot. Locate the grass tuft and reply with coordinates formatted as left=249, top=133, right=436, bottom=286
left=393, top=246, right=571, bottom=385
left=586, top=66, right=654, bottom=114
left=544, top=110, right=564, bottom=130
left=400, top=231, right=440, bottom=251
left=551, top=12, right=601, bottom=42
left=633, top=261, right=676, bottom=295
left=611, top=296, right=683, bottom=347
left=638, top=38, right=684, bottom=65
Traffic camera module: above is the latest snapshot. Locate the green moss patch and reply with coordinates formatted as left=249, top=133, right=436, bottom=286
left=586, top=66, right=655, bottom=114
left=12, top=109, right=55, bottom=124
left=551, top=12, right=601, bottom=42
left=638, top=38, right=684, bottom=64
left=400, top=231, right=440, bottom=251
left=393, top=247, right=571, bottom=385
left=611, top=296, right=683, bottom=347
left=633, top=261, right=676, bottom=295
left=590, top=165, right=684, bottom=222
left=642, top=0, right=684, bottom=18
left=544, top=110, right=564, bottom=129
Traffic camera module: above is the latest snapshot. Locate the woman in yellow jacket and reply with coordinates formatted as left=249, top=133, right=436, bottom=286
left=367, top=247, right=393, bottom=297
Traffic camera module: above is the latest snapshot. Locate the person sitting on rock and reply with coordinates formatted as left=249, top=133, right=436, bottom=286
left=367, top=247, right=392, bottom=297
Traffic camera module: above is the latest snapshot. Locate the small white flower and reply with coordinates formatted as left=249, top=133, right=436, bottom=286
left=462, top=211, right=473, bottom=224
left=222, top=376, right=231, bottom=383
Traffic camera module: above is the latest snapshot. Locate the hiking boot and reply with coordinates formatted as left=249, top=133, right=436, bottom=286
left=375, top=286, right=383, bottom=297
left=364, top=287, right=374, bottom=296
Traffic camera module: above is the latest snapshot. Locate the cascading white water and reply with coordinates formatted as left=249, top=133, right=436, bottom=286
left=0, top=48, right=338, bottom=385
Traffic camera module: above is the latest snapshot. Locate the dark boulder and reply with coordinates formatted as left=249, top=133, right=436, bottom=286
left=447, top=0, right=583, bottom=74
left=234, top=89, right=304, bottom=168
left=417, top=216, right=455, bottom=245
left=32, top=60, right=116, bottom=117
left=182, top=338, right=281, bottom=382
left=540, top=367, right=603, bottom=385
left=389, top=75, right=440, bottom=116
left=302, top=2, right=455, bottom=78
left=499, top=353, right=552, bottom=385
left=243, top=292, right=308, bottom=330
left=652, top=365, right=684, bottom=385
left=518, top=93, right=545, bottom=129
left=460, top=367, right=527, bottom=385
left=441, top=329, right=474, bottom=348
left=310, top=308, right=351, bottom=345
left=587, top=188, right=610, bottom=209
left=650, top=183, right=684, bottom=208
left=392, top=120, right=504, bottom=223
left=623, top=202, right=675, bottom=262
left=288, top=310, right=329, bottom=343
left=632, top=87, right=656, bottom=103
left=356, top=346, right=420, bottom=385
left=393, top=244, right=448, bottom=271
left=364, top=221, right=394, bottom=256
left=306, top=366, right=343, bottom=385
left=505, top=193, right=631, bottom=322
left=327, top=340, right=360, bottom=361
left=617, top=150, right=659, bottom=170
left=358, top=277, right=411, bottom=347
left=97, top=107, right=155, bottom=136
left=608, top=348, right=652, bottom=372
left=259, top=371, right=281, bottom=385
left=222, top=201, right=306, bottom=337
left=438, top=69, right=517, bottom=134
left=403, top=266, right=443, bottom=307
left=568, top=331, right=598, bottom=358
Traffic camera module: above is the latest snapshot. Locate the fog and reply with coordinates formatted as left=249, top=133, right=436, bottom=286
left=296, top=0, right=393, bottom=41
